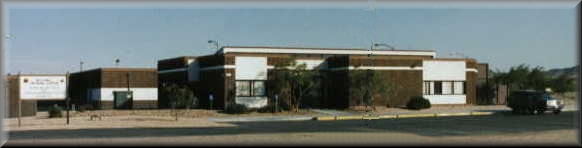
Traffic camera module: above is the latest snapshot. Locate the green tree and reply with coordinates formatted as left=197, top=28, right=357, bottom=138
left=507, top=64, right=530, bottom=90
left=525, top=66, right=548, bottom=91
left=348, top=68, right=391, bottom=109
left=549, top=73, right=575, bottom=94
left=162, top=84, right=197, bottom=121
left=269, top=58, right=322, bottom=112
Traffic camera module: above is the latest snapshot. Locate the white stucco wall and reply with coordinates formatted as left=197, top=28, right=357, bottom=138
left=423, top=95, right=466, bottom=104
left=90, top=88, right=158, bottom=101
left=422, top=60, right=467, bottom=104
left=235, top=97, right=268, bottom=108
left=235, top=57, right=267, bottom=80
left=295, top=59, right=327, bottom=70
left=423, top=61, right=466, bottom=81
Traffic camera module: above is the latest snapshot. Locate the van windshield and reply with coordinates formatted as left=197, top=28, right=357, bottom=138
left=543, top=94, right=554, bottom=100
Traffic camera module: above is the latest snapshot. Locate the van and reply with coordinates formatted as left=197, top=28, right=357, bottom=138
left=507, top=90, right=564, bottom=115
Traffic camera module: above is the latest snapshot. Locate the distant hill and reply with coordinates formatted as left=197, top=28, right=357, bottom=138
left=545, top=65, right=578, bottom=78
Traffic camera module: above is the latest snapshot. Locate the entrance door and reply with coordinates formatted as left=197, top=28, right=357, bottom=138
left=113, top=91, right=133, bottom=109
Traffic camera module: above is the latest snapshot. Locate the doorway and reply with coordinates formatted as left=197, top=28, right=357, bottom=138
left=113, top=91, right=133, bottom=109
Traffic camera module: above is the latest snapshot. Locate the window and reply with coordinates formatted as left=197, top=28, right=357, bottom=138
left=434, top=81, right=442, bottom=95
left=252, top=81, right=266, bottom=96
left=236, top=81, right=251, bottom=96
left=423, top=80, right=466, bottom=95
left=454, top=81, right=464, bottom=95
left=423, top=81, right=432, bottom=95
left=236, top=80, right=266, bottom=97
left=442, top=81, right=453, bottom=95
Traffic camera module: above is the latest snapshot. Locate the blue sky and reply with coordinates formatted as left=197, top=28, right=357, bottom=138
left=6, top=8, right=577, bottom=74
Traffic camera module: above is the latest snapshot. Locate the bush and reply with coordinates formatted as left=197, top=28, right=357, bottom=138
left=48, top=105, right=63, bottom=118
left=257, top=104, right=283, bottom=113
left=406, top=96, right=431, bottom=110
left=224, top=103, right=250, bottom=114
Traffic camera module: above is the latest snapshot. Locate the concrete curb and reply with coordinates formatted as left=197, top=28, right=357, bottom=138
left=313, top=111, right=496, bottom=121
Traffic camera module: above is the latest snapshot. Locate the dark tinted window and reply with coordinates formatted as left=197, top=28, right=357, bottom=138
left=434, top=81, right=442, bottom=95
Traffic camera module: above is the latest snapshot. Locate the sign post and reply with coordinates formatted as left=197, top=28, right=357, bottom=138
left=209, top=94, right=214, bottom=110
left=66, top=72, right=70, bottom=125
left=274, top=94, right=278, bottom=113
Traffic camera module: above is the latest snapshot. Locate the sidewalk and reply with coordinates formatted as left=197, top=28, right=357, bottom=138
left=208, top=105, right=578, bottom=122
left=207, top=115, right=315, bottom=122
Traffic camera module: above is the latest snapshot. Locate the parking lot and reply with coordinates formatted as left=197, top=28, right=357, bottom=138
left=4, top=110, right=579, bottom=146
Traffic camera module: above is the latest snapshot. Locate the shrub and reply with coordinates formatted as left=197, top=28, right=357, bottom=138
left=406, top=96, right=431, bottom=110
left=48, top=104, right=63, bottom=118
left=257, top=104, right=283, bottom=113
left=224, top=103, right=250, bottom=114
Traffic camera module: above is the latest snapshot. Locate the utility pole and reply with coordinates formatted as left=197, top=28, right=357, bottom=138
left=66, top=71, right=70, bottom=125
left=126, top=72, right=131, bottom=109
left=80, top=61, right=83, bottom=72
left=17, top=71, right=21, bottom=127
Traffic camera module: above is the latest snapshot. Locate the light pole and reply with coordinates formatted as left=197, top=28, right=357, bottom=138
left=208, top=40, right=220, bottom=53
left=17, top=71, right=21, bottom=127
left=126, top=72, right=131, bottom=109
left=115, top=59, right=120, bottom=67
left=66, top=71, right=70, bottom=125
left=80, top=61, right=84, bottom=72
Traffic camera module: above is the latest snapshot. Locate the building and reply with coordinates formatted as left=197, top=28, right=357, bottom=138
left=158, top=46, right=482, bottom=109
left=5, top=75, right=38, bottom=117
left=68, top=68, right=158, bottom=109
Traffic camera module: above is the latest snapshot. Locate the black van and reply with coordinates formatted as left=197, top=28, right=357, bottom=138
left=507, top=90, right=564, bottom=115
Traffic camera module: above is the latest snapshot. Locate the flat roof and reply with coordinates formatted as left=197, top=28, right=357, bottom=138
left=71, top=67, right=156, bottom=75
left=221, top=46, right=435, bottom=52
left=425, top=58, right=477, bottom=62
left=217, top=46, right=436, bottom=57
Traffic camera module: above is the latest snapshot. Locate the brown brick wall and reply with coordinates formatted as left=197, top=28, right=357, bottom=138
left=158, top=71, right=188, bottom=84
left=326, top=56, right=350, bottom=68
left=157, top=56, right=193, bottom=71
left=197, top=54, right=225, bottom=67
left=7, top=76, right=37, bottom=117
left=101, top=70, right=157, bottom=88
left=197, top=69, right=227, bottom=109
left=477, top=63, right=489, bottom=81
left=348, top=57, right=423, bottom=67
left=97, top=100, right=157, bottom=109
left=466, top=72, right=478, bottom=105
left=466, top=59, right=478, bottom=69
left=69, top=68, right=157, bottom=108
left=326, top=70, right=350, bottom=109
left=69, top=69, right=102, bottom=105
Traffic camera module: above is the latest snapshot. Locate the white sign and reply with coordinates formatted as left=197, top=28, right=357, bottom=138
left=19, top=76, right=67, bottom=100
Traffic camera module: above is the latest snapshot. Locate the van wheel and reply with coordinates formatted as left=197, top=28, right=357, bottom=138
left=553, top=110, right=561, bottom=114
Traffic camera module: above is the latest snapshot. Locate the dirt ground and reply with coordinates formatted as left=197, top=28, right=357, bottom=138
left=68, top=109, right=318, bottom=118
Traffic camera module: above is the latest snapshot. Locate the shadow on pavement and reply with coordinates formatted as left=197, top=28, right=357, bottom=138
left=8, top=111, right=577, bottom=140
